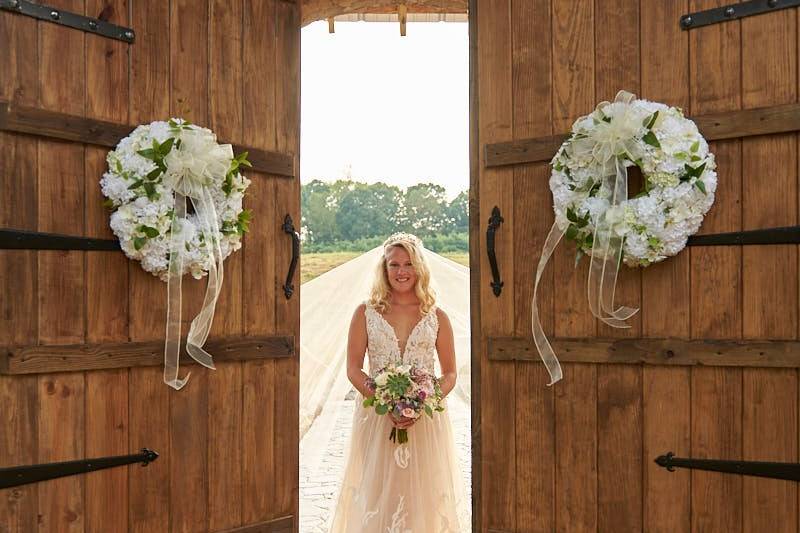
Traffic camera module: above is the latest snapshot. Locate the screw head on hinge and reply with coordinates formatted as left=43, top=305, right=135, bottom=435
left=724, top=6, right=735, bottom=17
left=768, top=0, right=778, bottom=6
left=124, top=30, right=134, bottom=40
left=680, top=15, right=693, bottom=28
left=49, top=10, right=59, bottom=20
left=88, top=20, right=98, bottom=30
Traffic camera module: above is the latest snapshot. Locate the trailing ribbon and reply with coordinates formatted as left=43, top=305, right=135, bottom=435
left=163, top=131, right=231, bottom=390
left=531, top=90, right=641, bottom=385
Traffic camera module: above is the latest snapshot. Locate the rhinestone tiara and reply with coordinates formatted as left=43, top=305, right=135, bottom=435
left=382, top=232, right=424, bottom=250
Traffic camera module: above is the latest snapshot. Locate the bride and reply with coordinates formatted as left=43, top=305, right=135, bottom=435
left=329, top=232, right=469, bottom=532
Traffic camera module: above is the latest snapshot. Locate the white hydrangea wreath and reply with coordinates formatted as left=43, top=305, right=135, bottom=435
left=100, top=119, right=252, bottom=280
left=550, top=93, right=717, bottom=266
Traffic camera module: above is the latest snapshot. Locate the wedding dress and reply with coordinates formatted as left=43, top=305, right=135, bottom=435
left=329, top=301, right=470, bottom=532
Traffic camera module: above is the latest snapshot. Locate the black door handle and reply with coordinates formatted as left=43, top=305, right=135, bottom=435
left=282, top=214, right=300, bottom=299
left=486, top=206, right=504, bottom=297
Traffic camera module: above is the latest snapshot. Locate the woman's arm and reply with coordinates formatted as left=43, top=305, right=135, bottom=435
left=434, top=308, right=458, bottom=398
left=345, top=303, right=373, bottom=397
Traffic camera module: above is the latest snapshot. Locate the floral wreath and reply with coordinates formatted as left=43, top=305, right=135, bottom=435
left=101, top=119, right=252, bottom=280
left=101, top=118, right=252, bottom=390
left=532, top=91, right=717, bottom=386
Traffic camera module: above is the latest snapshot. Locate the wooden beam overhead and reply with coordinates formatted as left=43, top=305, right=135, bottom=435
left=300, top=0, right=467, bottom=26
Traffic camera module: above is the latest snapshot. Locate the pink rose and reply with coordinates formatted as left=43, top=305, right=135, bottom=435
left=401, top=407, right=416, bottom=419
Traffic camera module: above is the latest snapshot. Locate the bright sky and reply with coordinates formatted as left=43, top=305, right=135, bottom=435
left=300, top=20, right=469, bottom=201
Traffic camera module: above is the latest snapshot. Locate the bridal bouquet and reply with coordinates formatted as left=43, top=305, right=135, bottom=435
left=363, top=363, right=444, bottom=444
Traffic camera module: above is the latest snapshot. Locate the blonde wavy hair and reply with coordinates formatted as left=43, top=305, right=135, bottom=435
left=368, top=232, right=436, bottom=315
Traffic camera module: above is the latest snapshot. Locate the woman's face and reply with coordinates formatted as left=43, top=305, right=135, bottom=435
left=384, top=245, right=417, bottom=293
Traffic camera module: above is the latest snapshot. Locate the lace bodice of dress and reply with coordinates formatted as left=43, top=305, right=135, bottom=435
left=364, top=302, right=439, bottom=376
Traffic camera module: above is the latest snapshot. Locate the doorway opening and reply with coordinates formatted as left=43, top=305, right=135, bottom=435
left=297, top=14, right=471, bottom=532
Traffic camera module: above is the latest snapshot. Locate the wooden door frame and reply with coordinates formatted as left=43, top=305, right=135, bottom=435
left=467, top=1, right=481, bottom=531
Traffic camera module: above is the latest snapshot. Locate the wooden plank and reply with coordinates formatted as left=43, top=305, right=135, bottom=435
left=84, top=4, right=131, bottom=529
left=554, top=363, right=597, bottom=533
left=742, top=369, right=797, bottom=533
left=510, top=2, right=552, bottom=531
left=208, top=0, right=245, bottom=529
left=0, top=7, right=40, bottom=533
left=0, top=102, right=295, bottom=177
left=477, top=0, right=515, bottom=529
left=37, top=1, right=86, bottom=531
left=643, top=366, right=690, bottom=533
left=169, top=2, right=210, bottom=529
left=37, top=373, right=86, bottom=533
left=274, top=0, right=300, bottom=523
left=741, top=7, right=798, bottom=531
left=242, top=360, right=276, bottom=523
left=127, top=2, right=170, bottom=531
left=242, top=0, right=278, bottom=524
left=550, top=2, right=596, bottom=532
left=128, top=367, right=169, bottom=533
left=85, top=369, right=128, bottom=533
left=594, top=9, right=644, bottom=523
left=691, top=367, right=742, bottom=532
left=488, top=336, right=800, bottom=367
left=484, top=103, right=800, bottom=167
left=689, top=6, right=744, bottom=529
left=0, top=374, right=38, bottom=532
left=639, top=4, right=692, bottom=527
left=2, top=336, right=294, bottom=374
left=467, top=0, right=480, bottom=529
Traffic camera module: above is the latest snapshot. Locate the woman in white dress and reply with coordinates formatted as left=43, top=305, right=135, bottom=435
left=329, top=232, right=469, bottom=532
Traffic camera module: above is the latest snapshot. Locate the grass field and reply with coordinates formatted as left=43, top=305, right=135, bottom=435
left=301, top=251, right=469, bottom=283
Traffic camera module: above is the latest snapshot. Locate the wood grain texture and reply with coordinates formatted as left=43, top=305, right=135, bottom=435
left=510, top=2, right=552, bottom=530
left=208, top=1, right=246, bottom=529
left=2, top=336, right=293, bottom=374
left=36, top=1, right=87, bottom=531
left=242, top=0, right=279, bottom=525
left=484, top=103, right=800, bottom=167
left=477, top=0, right=515, bottom=529
left=84, top=4, right=131, bottom=529
left=128, top=367, right=170, bottom=533
left=0, top=102, right=295, bottom=176
left=127, top=4, right=172, bottom=530
left=274, top=0, right=301, bottom=523
left=488, top=336, right=800, bottom=367
left=741, top=8, right=798, bottom=530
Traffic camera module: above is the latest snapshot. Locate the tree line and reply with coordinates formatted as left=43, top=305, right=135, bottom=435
left=301, top=179, right=468, bottom=253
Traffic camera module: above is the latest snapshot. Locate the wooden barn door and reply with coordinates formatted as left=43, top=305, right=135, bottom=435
left=1, top=1, right=300, bottom=532
left=471, top=1, right=800, bottom=532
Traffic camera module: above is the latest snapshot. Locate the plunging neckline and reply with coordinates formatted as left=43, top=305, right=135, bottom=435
left=374, top=308, right=430, bottom=360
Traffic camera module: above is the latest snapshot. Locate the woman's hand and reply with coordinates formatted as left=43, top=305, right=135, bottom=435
left=390, top=413, right=417, bottom=429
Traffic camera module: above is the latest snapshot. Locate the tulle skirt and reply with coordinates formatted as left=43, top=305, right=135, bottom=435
left=329, top=393, right=470, bottom=532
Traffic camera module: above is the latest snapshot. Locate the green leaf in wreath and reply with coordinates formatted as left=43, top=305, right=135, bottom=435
left=566, top=207, right=578, bottom=223
left=158, top=137, right=175, bottom=156
left=363, top=396, right=375, bottom=408
left=690, top=140, right=700, bottom=153
left=642, top=131, right=661, bottom=149
left=133, top=236, right=147, bottom=251
left=644, top=110, right=659, bottom=129
left=139, top=225, right=159, bottom=238
left=691, top=155, right=703, bottom=162
left=375, top=403, right=389, bottom=416
left=128, top=179, right=144, bottom=190
left=146, top=167, right=163, bottom=181
left=137, top=148, right=156, bottom=160
left=102, top=198, right=115, bottom=209
left=684, top=161, right=706, bottom=178
left=694, top=180, right=707, bottom=194
left=424, top=404, right=433, bottom=417
left=566, top=224, right=579, bottom=241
